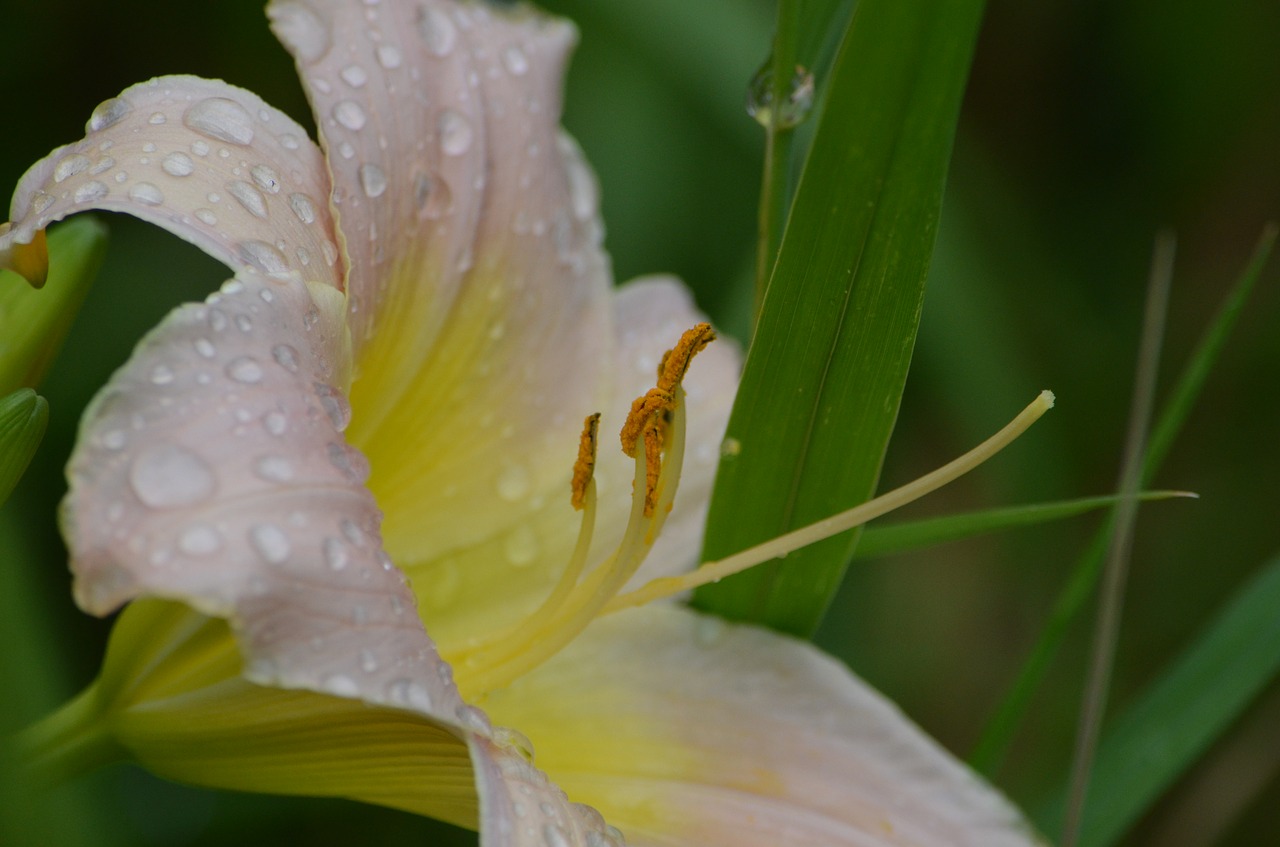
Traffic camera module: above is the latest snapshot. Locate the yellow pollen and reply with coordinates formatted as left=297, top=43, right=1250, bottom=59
left=570, top=413, right=601, bottom=511
left=620, top=322, right=715, bottom=516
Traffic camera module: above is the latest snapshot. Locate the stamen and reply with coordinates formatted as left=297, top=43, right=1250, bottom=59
left=604, top=390, right=1057, bottom=613
left=570, top=413, right=601, bottom=511
left=450, top=326, right=711, bottom=699
left=1, top=227, right=49, bottom=287
left=620, top=322, right=715, bottom=515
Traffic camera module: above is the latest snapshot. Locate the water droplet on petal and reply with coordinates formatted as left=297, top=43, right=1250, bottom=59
left=128, top=182, right=165, bottom=206
left=194, top=338, right=217, bottom=359
left=359, top=649, right=379, bottom=673
left=74, top=181, right=109, bottom=203
left=226, top=356, right=265, bottom=384
left=322, top=536, right=348, bottom=570
left=502, top=45, right=529, bottom=76
left=249, top=523, right=291, bottom=564
left=503, top=524, right=539, bottom=568
left=271, top=344, right=300, bottom=373
left=385, top=677, right=433, bottom=710
left=321, top=673, right=360, bottom=697
left=227, top=180, right=268, bottom=218
left=543, top=824, right=572, bottom=847
left=263, top=410, right=289, bottom=436
left=254, top=455, right=295, bottom=482
left=130, top=444, right=216, bottom=508
left=455, top=703, right=492, bottom=733
left=340, top=64, right=369, bottom=87
left=288, top=192, right=317, bottom=224
left=194, top=209, right=218, bottom=225
left=745, top=60, right=816, bottom=130
left=239, top=240, right=290, bottom=275
left=179, top=524, right=224, bottom=556
left=314, top=383, right=351, bottom=431
left=438, top=109, right=473, bottom=156
left=332, top=100, right=367, bottom=131
left=495, top=463, right=531, bottom=502
left=375, top=44, right=403, bottom=69
left=250, top=164, right=282, bottom=194
left=416, top=5, right=457, bottom=55
left=720, top=436, right=742, bottom=458
left=161, top=152, right=195, bottom=177
left=272, top=1, right=331, bottom=62
left=413, top=172, right=452, bottom=220
left=184, top=97, right=256, bottom=145
left=149, top=364, right=175, bottom=385
left=341, top=518, right=366, bottom=548
left=87, top=98, right=132, bottom=132
left=358, top=162, right=387, bottom=198
left=54, top=155, right=90, bottom=183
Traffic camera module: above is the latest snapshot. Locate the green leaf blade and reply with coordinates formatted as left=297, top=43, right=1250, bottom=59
left=1035, top=552, right=1280, bottom=846
left=0, top=388, right=49, bottom=507
left=696, top=0, right=987, bottom=635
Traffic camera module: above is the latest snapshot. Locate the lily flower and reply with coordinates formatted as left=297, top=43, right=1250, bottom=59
left=4, top=1, right=1048, bottom=844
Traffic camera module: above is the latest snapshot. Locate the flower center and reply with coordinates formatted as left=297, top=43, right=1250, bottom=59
left=447, top=324, right=1055, bottom=701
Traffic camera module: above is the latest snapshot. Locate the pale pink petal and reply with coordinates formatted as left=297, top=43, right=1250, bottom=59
left=389, top=275, right=737, bottom=655
left=64, top=272, right=459, bottom=720
left=269, top=0, right=633, bottom=647
left=0, top=76, right=341, bottom=287
left=470, top=732, right=625, bottom=847
left=484, top=606, right=1046, bottom=847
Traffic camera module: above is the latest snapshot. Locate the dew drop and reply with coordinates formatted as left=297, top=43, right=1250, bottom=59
left=161, top=151, right=195, bottom=177
left=195, top=209, right=218, bottom=226
left=495, top=463, right=531, bottom=502
left=359, top=649, right=379, bottom=673
left=455, top=703, right=492, bottom=733
left=503, top=524, right=539, bottom=567
left=54, top=155, right=90, bottom=183
left=250, top=163, right=282, bottom=194
left=235, top=313, right=253, bottom=333
left=148, top=112, right=167, bottom=125
left=385, top=677, right=433, bottom=710
left=341, top=518, right=366, bottom=547
left=340, top=64, right=369, bottom=87
left=288, top=192, right=317, bottom=223
left=130, top=444, right=216, bottom=508
left=322, top=536, right=349, bottom=571
left=413, top=172, right=452, bottom=219
left=332, top=99, right=367, bottom=131
left=272, top=1, right=331, bottom=61
left=149, top=364, right=175, bottom=385
left=74, top=181, right=109, bottom=203
left=31, top=192, right=57, bottom=213
left=278, top=133, right=300, bottom=151
left=194, top=338, right=217, bottom=358
left=314, top=383, right=352, bottom=431
left=502, top=45, right=529, bottom=76
left=358, top=162, right=387, bottom=198
left=179, top=524, right=223, bottom=556
left=263, top=410, right=289, bottom=436
left=543, top=824, right=572, bottom=847
left=184, top=97, right=256, bottom=145
left=128, top=182, right=165, bottom=206
left=321, top=673, right=360, bottom=697
left=239, top=240, right=290, bottom=275
left=226, top=356, right=265, bottom=384
left=438, top=109, right=473, bottom=156
left=87, top=98, right=131, bottom=132
left=376, top=44, right=403, bottom=69
left=254, top=455, right=295, bottom=483
left=271, top=344, right=300, bottom=373
left=89, top=156, right=115, bottom=176
left=416, top=5, right=457, bottom=56
left=228, top=180, right=268, bottom=218
left=745, top=60, right=816, bottom=130
left=249, top=523, right=291, bottom=564
left=720, top=437, right=742, bottom=458
left=191, top=139, right=211, bottom=157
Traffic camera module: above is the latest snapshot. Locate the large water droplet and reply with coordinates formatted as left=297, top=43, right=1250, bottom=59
left=503, top=524, right=539, bottom=567
left=332, top=100, right=367, bottom=131
left=128, top=182, right=165, bottom=206
left=228, top=180, right=268, bottom=218
left=239, top=240, right=290, bottom=275
left=286, top=192, right=316, bottom=225
left=438, top=109, right=473, bottom=156
left=254, top=455, right=295, bottom=483
left=495, top=463, right=531, bottom=502
left=745, top=60, right=816, bottom=130
left=184, top=97, right=256, bottom=145
left=74, top=181, right=109, bottom=203
left=250, top=164, right=282, bottom=194
left=226, top=356, right=265, bottom=384
left=249, top=523, right=291, bottom=563
left=271, top=343, right=300, bottom=373
left=179, top=524, right=224, bottom=556
left=160, top=151, right=195, bottom=177
left=358, top=162, right=387, bottom=198
left=416, top=6, right=457, bottom=56
left=272, top=1, right=331, bottom=61
left=130, top=444, right=216, bottom=508
left=314, top=383, right=352, bottom=431
left=54, top=155, right=90, bottom=184
left=87, top=98, right=132, bottom=132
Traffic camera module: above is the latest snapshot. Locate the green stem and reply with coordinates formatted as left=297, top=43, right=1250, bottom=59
left=13, top=684, right=123, bottom=788
left=754, top=0, right=801, bottom=316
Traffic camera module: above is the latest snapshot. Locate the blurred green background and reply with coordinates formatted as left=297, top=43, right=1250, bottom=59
left=2, top=0, right=1278, bottom=844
